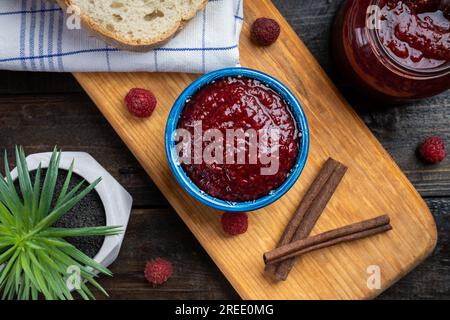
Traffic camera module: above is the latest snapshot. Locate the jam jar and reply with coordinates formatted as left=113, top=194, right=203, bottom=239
left=333, top=0, right=450, bottom=102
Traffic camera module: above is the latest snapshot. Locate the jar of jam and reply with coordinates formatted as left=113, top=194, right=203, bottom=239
left=333, top=0, right=449, bottom=102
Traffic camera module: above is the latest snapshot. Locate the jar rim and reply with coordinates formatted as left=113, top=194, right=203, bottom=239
left=368, top=0, right=450, bottom=79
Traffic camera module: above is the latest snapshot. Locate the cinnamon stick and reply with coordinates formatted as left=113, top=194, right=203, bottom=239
left=275, top=161, right=347, bottom=280
left=264, top=215, right=391, bottom=265
left=265, top=158, right=348, bottom=281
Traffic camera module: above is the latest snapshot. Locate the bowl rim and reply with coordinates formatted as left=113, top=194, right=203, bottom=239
left=165, top=67, right=310, bottom=212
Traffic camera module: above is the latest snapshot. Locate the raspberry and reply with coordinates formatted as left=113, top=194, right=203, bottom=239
left=125, top=88, right=157, bottom=118
left=419, top=136, right=446, bottom=163
left=144, top=258, right=173, bottom=285
left=251, top=18, right=280, bottom=46
left=221, top=212, right=248, bottom=236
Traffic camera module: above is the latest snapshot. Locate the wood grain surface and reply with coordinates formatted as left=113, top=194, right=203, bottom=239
left=1, top=0, right=448, bottom=300
left=70, top=0, right=437, bottom=299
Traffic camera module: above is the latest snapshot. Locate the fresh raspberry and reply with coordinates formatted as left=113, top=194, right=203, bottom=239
left=221, top=212, right=248, bottom=236
left=144, top=258, right=173, bottom=285
left=251, top=18, right=280, bottom=46
left=419, top=136, right=446, bottom=163
left=125, top=88, right=157, bottom=118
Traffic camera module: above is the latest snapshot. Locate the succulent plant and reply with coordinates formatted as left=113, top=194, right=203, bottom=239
left=0, top=147, right=121, bottom=300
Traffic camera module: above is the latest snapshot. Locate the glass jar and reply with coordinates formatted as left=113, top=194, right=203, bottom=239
left=332, top=0, right=449, bottom=102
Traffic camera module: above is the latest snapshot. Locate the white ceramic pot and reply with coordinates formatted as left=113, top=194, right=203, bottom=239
left=10, top=152, right=133, bottom=268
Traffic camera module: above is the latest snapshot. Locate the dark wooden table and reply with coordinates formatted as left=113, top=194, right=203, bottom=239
left=0, top=0, right=448, bottom=300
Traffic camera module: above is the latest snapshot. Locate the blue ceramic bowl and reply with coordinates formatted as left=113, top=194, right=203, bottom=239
left=165, top=67, right=309, bottom=212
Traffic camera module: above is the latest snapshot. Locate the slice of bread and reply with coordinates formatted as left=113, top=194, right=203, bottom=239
left=56, top=0, right=208, bottom=51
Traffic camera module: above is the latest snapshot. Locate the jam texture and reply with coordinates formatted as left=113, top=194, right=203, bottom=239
left=178, top=77, right=300, bottom=202
left=378, top=0, right=449, bottom=69
left=332, top=0, right=450, bottom=101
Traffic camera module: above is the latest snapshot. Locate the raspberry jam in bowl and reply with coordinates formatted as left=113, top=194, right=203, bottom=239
left=165, top=68, right=309, bottom=212
left=333, top=0, right=450, bottom=101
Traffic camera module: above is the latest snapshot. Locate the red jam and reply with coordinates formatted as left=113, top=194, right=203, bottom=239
left=378, top=0, right=449, bottom=69
left=178, top=77, right=300, bottom=202
left=333, top=0, right=450, bottom=101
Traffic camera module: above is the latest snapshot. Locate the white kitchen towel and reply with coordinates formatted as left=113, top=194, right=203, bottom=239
left=0, top=0, right=243, bottom=73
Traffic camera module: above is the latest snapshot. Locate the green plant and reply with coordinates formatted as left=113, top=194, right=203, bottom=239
left=0, top=147, right=121, bottom=300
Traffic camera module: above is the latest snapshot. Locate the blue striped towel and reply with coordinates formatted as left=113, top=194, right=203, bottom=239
left=0, top=0, right=243, bottom=73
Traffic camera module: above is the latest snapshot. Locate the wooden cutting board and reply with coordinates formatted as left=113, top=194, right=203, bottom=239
left=73, top=0, right=437, bottom=299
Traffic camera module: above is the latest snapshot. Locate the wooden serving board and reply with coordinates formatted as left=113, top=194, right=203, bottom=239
left=74, top=0, right=437, bottom=299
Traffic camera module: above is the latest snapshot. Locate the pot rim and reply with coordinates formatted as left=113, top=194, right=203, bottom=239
left=10, top=152, right=132, bottom=268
